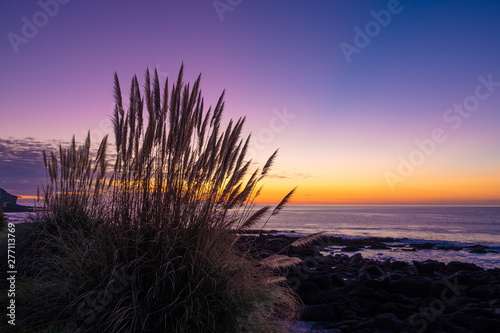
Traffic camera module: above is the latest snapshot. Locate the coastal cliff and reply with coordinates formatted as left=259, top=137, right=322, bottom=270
left=0, top=188, right=33, bottom=212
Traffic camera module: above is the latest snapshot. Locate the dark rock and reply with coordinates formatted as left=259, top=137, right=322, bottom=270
left=333, top=319, right=362, bottom=329
left=430, top=279, right=462, bottom=299
left=468, top=245, right=489, bottom=253
left=443, top=303, right=461, bottom=314
left=250, top=233, right=500, bottom=330
left=368, top=244, right=390, bottom=250
left=489, top=298, right=500, bottom=307
left=360, top=264, right=384, bottom=277
left=342, top=309, right=359, bottom=319
left=396, top=303, right=419, bottom=315
left=437, top=245, right=463, bottom=251
left=377, top=302, right=400, bottom=313
left=351, top=329, right=371, bottom=333
left=343, top=296, right=360, bottom=308
left=331, top=301, right=348, bottom=313
left=351, top=319, right=375, bottom=331
left=481, top=319, right=500, bottom=332
left=298, top=281, right=320, bottom=294
left=468, top=285, right=492, bottom=301
left=447, top=261, right=483, bottom=272
left=413, top=260, right=444, bottom=276
left=309, top=272, right=333, bottom=291
left=373, top=313, right=404, bottom=330
left=441, top=320, right=473, bottom=333
left=333, top=253, right=350, bottom=260
left=302, top=304, right=335, bottom=321
left=361, top=298, right=378, bottom=310
left=413, top=242, right=436, bottom=250
left=289, top=246, right=319, bottom=257
left=342, top=283, right=359, bottom=294
left=451, top=296, right=482, bottom=306
left=342, top=245, right=360, bottom=252
left=383, top=272, right=407, bottom=283
left=388, top=279, right=429, bottom=298
left=348, top=286, right=376, bottom=298
left=330, top=273, right=346, bottom=286
left=363, top=278, right=383, bottom=289
left=459, top=306, right=495, bottom=317
left=390, top=293, right=422, bottom=307
left=451, top=270, right=492, bottom=288
left=309, top=294, right=326, bottom=305
left=390, top=260, right=409, bottom=270
left=373, top=289, right=392, bottom=303
left=350, top=253, right=363, bottom=263
left=356, top=270, right=371, bottom=284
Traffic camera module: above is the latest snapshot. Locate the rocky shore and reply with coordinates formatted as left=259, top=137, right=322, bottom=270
left=247, top=234, right=500, bottom=333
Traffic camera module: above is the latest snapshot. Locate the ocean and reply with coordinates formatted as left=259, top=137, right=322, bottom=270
left=255, top=205, right=500, bottom=269
left=6, top=205, right=500, bottom=268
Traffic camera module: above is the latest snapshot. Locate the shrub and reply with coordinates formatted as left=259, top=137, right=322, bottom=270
left=18, top=65, right=301, bottom=332
left=0, top=208, right=6, bottom=230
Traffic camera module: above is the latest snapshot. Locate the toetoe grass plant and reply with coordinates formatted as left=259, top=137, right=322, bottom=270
left=12, top=65, right=306, bottom=332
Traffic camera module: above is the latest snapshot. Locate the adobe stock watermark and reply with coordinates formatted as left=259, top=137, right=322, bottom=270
left=7, top=0, right=72, bottom=54
left=246, top=107, right=295, bottom=161
left=213, top=0, right=243, bottom=22
left=402, top=276, right=467, bottom=333
left=385, top=74, right=500, bottom=192
left=339, top=0, right=411, bottom=64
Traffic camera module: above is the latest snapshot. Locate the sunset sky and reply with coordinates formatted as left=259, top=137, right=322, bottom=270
left=1, top=0, right=499, bottom=205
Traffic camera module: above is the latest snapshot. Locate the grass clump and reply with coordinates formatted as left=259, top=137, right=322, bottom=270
left=15, top=65, right=300, bottom=332
left=0, top=210, right=6, bottom=231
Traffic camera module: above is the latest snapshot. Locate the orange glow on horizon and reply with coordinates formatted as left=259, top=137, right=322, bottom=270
left=253, top=175, right=500, bottom=206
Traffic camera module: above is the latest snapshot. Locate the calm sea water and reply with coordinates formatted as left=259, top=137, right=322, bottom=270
left=7, top=206, right=500, bottom=268
left=256, top=205, right=500, bottom=269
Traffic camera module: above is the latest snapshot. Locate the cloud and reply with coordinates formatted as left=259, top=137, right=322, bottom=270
left=267, top=171, right=313, bottom=180
left=0, top=137, right=65, bottom=196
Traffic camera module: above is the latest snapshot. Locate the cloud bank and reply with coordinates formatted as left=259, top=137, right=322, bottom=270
left=0, top=137, right=65, bottom=198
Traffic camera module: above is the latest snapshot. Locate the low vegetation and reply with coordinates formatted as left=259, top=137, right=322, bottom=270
left=0, top=209, right=6, bottom=230
left=11, top=65, right=303, bottom=332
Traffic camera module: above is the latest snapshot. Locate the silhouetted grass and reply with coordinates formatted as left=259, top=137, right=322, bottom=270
left=12, top=65, right=301, bottom=332
left=0, top=209, right=6, bottom=230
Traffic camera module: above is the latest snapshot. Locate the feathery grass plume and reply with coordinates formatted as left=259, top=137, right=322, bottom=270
left=260, top=149, right=278, bottom=180
left=256, top=187, right=297, bottom=238
left=289, top=231, right=325, bottom=248
left=13, top=64, right=302, bottom=333
left=239, top=206, right=271, bottom=230
left=259, top=255, right=303, bottom=269
left=272, top=187, right=297, bottom=217
left=276, top=231, right=325, bottom=256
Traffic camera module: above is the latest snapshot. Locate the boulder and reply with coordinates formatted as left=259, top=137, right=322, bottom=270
left=342, top=245, right=360, bottom=252
left=298, top=281, right=320, bottom=295
left=447, top=261, right=483, bottom=272
left=330, top=273, right=346, bottom=287
left=413, top=260, right=445, bottom=276
left=302, top=304, right=335, bottom=322
left=468, top=285, right=492, bottom=301
left=360, top=264, right=385, bottom=278
left=468, top=245, right=489, bottom=253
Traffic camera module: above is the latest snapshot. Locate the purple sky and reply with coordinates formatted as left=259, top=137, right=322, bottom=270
left=1, top=0, right=500, bottom=205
